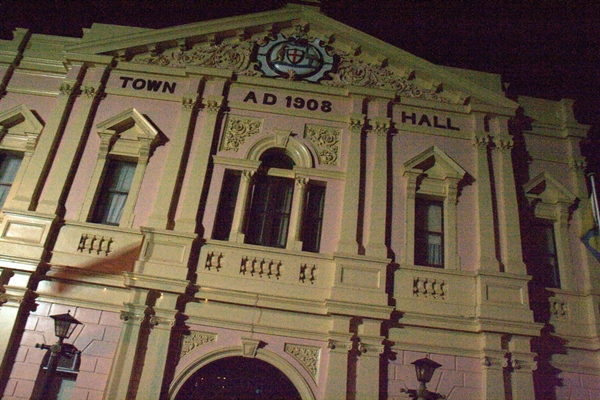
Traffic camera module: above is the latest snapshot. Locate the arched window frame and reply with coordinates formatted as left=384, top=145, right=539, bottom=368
left=78, top=108, right=162, bottom=228
left=213, top=129, right=330, bottom=252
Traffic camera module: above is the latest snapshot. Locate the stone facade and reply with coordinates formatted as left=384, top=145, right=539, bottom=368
left=0, top=4, right=598, bottom=400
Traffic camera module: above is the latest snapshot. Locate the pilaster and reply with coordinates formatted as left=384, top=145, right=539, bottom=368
left=175, top=90, right=225, bottom=233
left=356, top=319, right=385, bottom=400
left=365, top=117, right=390, bottom=259
left=105, top=300, right=147, bottom=399
left=147, top=89, right=201, bottom=229
left=491, top=117, right=526, bottom=275
left=7, top=68, right=85, bottom=211
left=36, top=63, right=110, bottom=215
left=336, top=113, right=365, bottom=255
left=323, top=316, right=353, bottom=400
left=473, top=131, right=500, bottom=271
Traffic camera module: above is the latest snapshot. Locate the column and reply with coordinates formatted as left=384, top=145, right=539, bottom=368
left=286, top=177, right=308, bottom=251
left=136, top=293, right=178, bottom=399
left=336, top=113, right=365, bottom=255
left=365, top=118, right=390, bottom=258
left=491, top=117, right=526, bottom=275
left=509, top=336, right=537, bottom=400
left=229, top=170, right=254, bottom=243
left=146, top=91, right=201, bottom=229
left=323, top=316, right=353, bottom=399
left=481, top=333, right=507, bottom=399
left=7, top=67, right=86, bottom=211
left=402, top=171, right=419, bottom=266
left=473, top=133, right=500, bottom=271
left=355, top=319, right=384, bottom=400
left=36, top=65, right=109, bottom=215
left=175, top=91, right=225, bottom=233
left=104, top=301, right=147, bottom=399
left=0, top=28, right=29, bottom=101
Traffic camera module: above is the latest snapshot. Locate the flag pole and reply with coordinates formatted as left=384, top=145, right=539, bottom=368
left=589, top=173, right=600, bottom=232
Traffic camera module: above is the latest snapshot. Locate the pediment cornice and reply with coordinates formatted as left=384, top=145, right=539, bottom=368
left=65, top=5, right=517, bottom=109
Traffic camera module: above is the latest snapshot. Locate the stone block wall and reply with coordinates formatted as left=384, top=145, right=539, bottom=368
left=555, top=371, right=600, bottom=400
left=3, top=302, right=121, bottom=400
left=387, top=350, right=482, bottom=400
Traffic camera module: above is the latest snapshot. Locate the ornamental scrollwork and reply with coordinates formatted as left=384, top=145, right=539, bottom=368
left=181, top=331, right=217, bottom=358
left=305, top=125, right=341, bottom=165
left=322, top=56, right=450, bottom=103
left=221, top=116, right=262, bottom=152
left=132, top=40, right=260, bottom=76
left=285, top=343, right=320, bottom=379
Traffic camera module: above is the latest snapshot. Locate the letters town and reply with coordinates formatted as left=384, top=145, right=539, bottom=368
left=119, top=76, right=177, bottom=94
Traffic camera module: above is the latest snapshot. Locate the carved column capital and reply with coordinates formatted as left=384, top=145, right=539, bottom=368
left=327, top=339, right=353, bottom=352
left=81, top=84, right=100, bottom=100
left=59, top=80, right=77, bottom=96
left=569, top=157, right=586, bottom=172
left=182, top=95, right=197, bottom=110
left=369, top=117, right=391, bottom=136
left=473, top=134, right=490, bottom=148
left=492, top=135, right=514, bottom=151
left=348, top=113, right=366, bottom=133
left=203, top=95, right=224, bottom=114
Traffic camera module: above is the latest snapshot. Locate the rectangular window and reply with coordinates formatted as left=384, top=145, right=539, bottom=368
left=245, top=175, right=294, bottom=248
left=302, top=183, right=326, bottom=253
left=530, top=219, right=561, bottom=288
left=212, top=170, right=241, bottom=240
left=415, top=198, right=444, bottom=268
left=0, top=153, right=22, bottom=208
left=92, top=159, right=136, bottom=225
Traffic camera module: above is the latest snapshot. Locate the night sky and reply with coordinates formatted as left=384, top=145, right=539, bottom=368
left=1, top=0, right=599, bottom=125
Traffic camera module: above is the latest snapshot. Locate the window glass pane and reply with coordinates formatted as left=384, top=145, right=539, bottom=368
left=92, top=160, right=136, bottom=225
left=415, top=199, right=444, bottom=268
left=0, top=153, right=22, bottom=208
left=212, top=170, right=241, bottom=240
left=245, top=176, right=294, bottom=248
left=302, top=184, right=325, bottom=253
left=527, top=219, right=560, bottom=288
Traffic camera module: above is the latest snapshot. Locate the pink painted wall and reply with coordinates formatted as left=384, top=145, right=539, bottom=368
left=4, top=302, right=121, bottom=400
left=388, top=350, right=482, bottom=400
left=554, top=371, right=600, bottom=399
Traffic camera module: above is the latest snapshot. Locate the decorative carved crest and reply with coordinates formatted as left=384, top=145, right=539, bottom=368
left=285, top=343, right=320, bottom=380
left=181, top=331, right=217, bottom=358
left=221, top=115, right=263, bottom=152
left=304, top=125, right=341, bottom=165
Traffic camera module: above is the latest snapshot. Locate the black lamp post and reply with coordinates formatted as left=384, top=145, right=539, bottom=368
left=401, top=357, right=446, bottom=400
left=35, top=311, right=82, bottom=400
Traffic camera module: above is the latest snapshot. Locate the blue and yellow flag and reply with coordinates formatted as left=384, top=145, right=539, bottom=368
left=581, top=174, right=600, bottom=262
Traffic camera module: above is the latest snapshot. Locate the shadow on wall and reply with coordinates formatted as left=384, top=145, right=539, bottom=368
left=46, top=243, right=141, bottom=293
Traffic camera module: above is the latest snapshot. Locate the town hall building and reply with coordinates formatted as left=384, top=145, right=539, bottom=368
left=0, top=3, right=598, bottom=399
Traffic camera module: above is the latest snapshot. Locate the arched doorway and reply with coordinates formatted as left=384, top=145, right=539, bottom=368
left=174, top=356, right=302, bottom=400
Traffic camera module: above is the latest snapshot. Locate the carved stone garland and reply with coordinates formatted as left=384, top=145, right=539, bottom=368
left=221, top=116, right=263, bottom=152
left=323, top=54, right=450, bottom=103
left=304, top=125, right=341, bottom=165
left=132, top=41, right=260, bottom=75
left=284, top=343, right=320, bottom=380
left=180, top=331, right=217, bottom=358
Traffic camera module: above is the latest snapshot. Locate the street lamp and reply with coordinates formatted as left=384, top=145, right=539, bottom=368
left=35, top=311, right=82, bottom=400
left=401, top=356, right=446, bottom=400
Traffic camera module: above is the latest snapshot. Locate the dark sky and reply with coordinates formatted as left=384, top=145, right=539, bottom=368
left=2, top=0, right=599, bottom=124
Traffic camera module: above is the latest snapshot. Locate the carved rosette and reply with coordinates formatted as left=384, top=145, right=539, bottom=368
left=132, top=40, right=260, bottom=75
left=304, top=125, right=341, bottom=165
left=181, top=331, right=217, bottom=358
left=285, top=343, right=320, bottom=380
left=221, top=116, right=262, bottom=152
left=323, top=56, right=450, bottom=103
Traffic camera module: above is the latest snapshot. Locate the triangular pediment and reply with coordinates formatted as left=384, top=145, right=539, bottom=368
left=524, top=172, right=577, bottom=205
left=0, top=104, right=44, bottom=135
left=402, top=146, right=466, bottom=181
left=66, top=5, right=517, bottom=109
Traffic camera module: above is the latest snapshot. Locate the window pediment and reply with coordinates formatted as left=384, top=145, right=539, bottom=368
left=402, top=146, right=466, bottom=182
left=0, top=104, right=44, bottom=152
left=524, top=172, right=576, bottom=206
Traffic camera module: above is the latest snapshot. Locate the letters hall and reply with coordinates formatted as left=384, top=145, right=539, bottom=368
left=0, top=3, right=598, bottom=399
